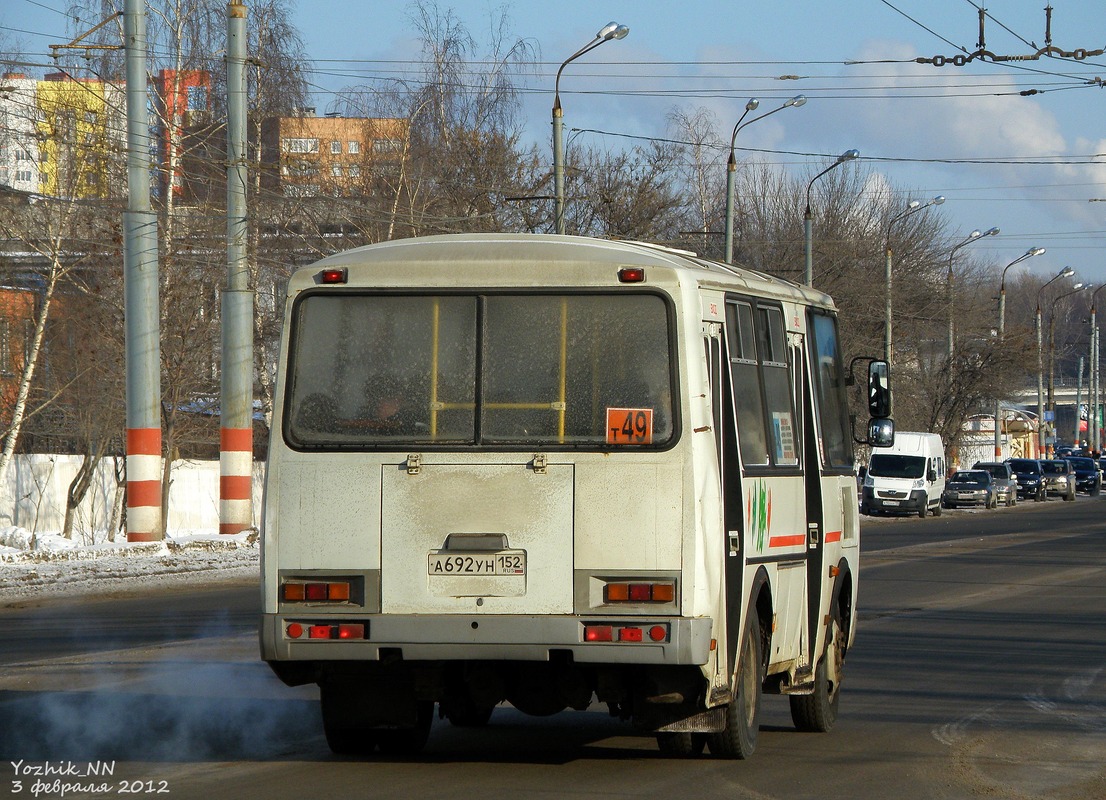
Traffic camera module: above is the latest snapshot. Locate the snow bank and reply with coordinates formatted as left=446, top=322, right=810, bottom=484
left=0, top=526, right=259, bottom=602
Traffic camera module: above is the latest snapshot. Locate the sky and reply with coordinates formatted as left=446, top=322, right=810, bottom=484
left=5, top=0, right=1106, bottom=286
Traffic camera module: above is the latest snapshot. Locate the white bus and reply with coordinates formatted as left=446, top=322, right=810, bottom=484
left=259, top=233, right=892, bottom=757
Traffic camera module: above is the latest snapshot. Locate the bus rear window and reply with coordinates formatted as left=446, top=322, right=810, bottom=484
left=283, top=292, right=675, bottom=449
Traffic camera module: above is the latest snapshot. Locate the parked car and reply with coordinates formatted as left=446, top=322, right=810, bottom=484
left=972, top=461, right=1017, bottom=506
left=942, top=470, right=997, bottom=509
left=1064, top=456, right=1101, bottom=495
left=1006, top=458, right=1047, bottom=502
left=1041, top=459, right=1077, bottom=501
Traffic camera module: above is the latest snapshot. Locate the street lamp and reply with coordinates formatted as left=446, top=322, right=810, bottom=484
left=1036, top=267, right=1078, bottom=456
left=1090, top=284, right=1106, bottom=453
left=552, top=21, right=629, bottom=235
left=724, top=94, right=806, bottom=264
left=884, top=195, right=945, bottom=363
left=1047, top=282, right=1086, bottom=455
left=993, top=246, right=1045, bottom=456
left=804, top=148, right=859, bottom=286
left=946, top=226, right=999, bottom=360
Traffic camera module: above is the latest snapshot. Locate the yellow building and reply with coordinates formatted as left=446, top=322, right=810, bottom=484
left=35, top=73, right=124, bottom=199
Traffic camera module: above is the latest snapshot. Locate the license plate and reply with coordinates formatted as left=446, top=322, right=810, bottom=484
left=428, top=552, right=526, bottom=576
left=882, top=500, right=900, bottom=506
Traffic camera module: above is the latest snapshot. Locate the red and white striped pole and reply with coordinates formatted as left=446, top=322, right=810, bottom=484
left=220, top=1, right=254, bottom=535
left=126, top=427, right=162, bottom=541
left=220, top=427, right=252, bottom=534
left=124, top=0, right=163, bottom=541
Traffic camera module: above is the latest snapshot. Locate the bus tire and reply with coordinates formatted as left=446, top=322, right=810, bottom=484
left=790, top=610, right=844, bottom=732
left=320, top=684, right=379, bottom=756
left=442, top=697, right=495, bottom=728
left=708, top=610, right=763, bottom=759
left=655, top=732, right=707, bottom=757
left=376, top=701, right=434, bottom=755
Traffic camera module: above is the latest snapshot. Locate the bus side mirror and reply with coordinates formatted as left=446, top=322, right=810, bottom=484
left=868, top=417, right=895, bottom=447
left=868, top=360, right=891, bottom=417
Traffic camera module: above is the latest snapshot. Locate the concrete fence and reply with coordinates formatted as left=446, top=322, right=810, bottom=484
left=0, top=454, right=264, bottom=545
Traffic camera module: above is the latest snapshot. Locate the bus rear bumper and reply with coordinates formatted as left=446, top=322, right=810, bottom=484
left=260, top=613, right=714, bottom=666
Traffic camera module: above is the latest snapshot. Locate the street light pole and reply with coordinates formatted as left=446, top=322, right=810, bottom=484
left=946, top=227, right=999, bottom=360
left=1036, top=269, right=1079, bottom=456
left=884, top=195, right=945, bottom=363
left=994, top=246, right=1045, bottom=456
left=1048, top=283, right=1086, bottom=456
left=552, top=21, right=628, bottom=236
left=804, top=148, right=859, bottom=286
left=1091, top=284, right=1106, bottom=452
left=724, top=94, right=806, bottom=264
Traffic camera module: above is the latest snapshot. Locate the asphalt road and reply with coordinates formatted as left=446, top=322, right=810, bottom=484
left=1, top=496, right=1104, bottom=800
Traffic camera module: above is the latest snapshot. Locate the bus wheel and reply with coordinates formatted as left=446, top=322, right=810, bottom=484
left=655, top=732, right=707, bottom=757
left=320, top=683, right=379, bottom=756
left=708, top=611, right=763, bottom=759
left=789, top=611, right=844, bottom=732
left=442, top=697, right=495, bottom=728
left=376, top=701, right=434, bottom=755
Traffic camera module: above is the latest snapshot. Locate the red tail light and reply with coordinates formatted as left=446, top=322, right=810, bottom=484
left=319, top=267, right=347, bottom=284
left=282, top=580, right=352, bottom=603
left=604, top=581, right=676, bottom=604
left=584, top=625, right=613, bottom=642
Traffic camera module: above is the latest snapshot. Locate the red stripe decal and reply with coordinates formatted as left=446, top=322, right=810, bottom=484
left=825, top=530, right=843, bottom=543
left=220, top=522, right=251, bottom=535
left=126, top=428, right=161, bottom=456
left=127, top=479, right=161, bottom=508
left=221, top=427, right=253, bottom=451
left=220, top=475, right=253, bottom=500
left=769, top=534, right=806, bottom=548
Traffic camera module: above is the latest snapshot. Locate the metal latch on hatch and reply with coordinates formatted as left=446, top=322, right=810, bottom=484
left=406, top=453, right=421, bottom=475
left=531, top=454, right=547, bottom=474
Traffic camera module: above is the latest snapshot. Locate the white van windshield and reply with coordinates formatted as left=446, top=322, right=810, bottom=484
left=284, top=291, right=675, bottom=449
left=868, top=453, right=926, bottom=479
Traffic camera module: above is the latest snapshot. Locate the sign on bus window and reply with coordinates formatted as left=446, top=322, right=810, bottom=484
left=606, top=408, right=654, bottom=445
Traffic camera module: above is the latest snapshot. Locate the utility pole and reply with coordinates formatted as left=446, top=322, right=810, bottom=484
left=220, top=0, right=254, bottom=534
left=1074, top=356, right=1084, bottom=449
left=123, top=0, right=163, bottom=541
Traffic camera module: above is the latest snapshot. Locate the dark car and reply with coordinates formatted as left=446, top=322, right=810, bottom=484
left=941, top=470, right=997, bottom=509
left=1006, top=458, right=1046, bottom=502
left=1041, top=459, right=1076, bottom=501
left=971, top=461, right=1017, bottom=507
left=1064, top=456, right=1101, bottom=495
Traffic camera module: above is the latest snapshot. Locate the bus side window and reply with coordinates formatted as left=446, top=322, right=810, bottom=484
left=726, top=301, right=769, bottom=466
left=757, top=305, right=798, bottom=467
left=807, top=311, right=853, bottom=469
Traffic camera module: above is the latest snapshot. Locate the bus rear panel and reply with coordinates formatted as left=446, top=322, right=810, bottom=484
left=260, top=234, right=869, bottom=756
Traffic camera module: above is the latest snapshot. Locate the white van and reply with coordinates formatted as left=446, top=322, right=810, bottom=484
left=861, top=432, right=945, bottom=518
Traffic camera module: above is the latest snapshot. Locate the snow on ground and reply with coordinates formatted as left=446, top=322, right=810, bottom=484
left=0, top=526, right=259, bottom=603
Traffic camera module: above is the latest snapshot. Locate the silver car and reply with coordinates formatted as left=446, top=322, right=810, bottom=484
left=971, top=461, right=1017, bottom=507
left=1041, top=459, right=1076, bottom=501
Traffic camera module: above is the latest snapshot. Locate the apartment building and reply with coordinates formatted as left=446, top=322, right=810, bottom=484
left=261, top=113, right=407, bottom=198
left=34, top=72, right=125, bottom=199
left=0, top=74, right=41, bottom=195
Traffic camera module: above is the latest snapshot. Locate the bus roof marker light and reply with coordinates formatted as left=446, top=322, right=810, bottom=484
left=319, top=267, right=347, bottom=284
left=618, top=267, right=645, bottom=283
